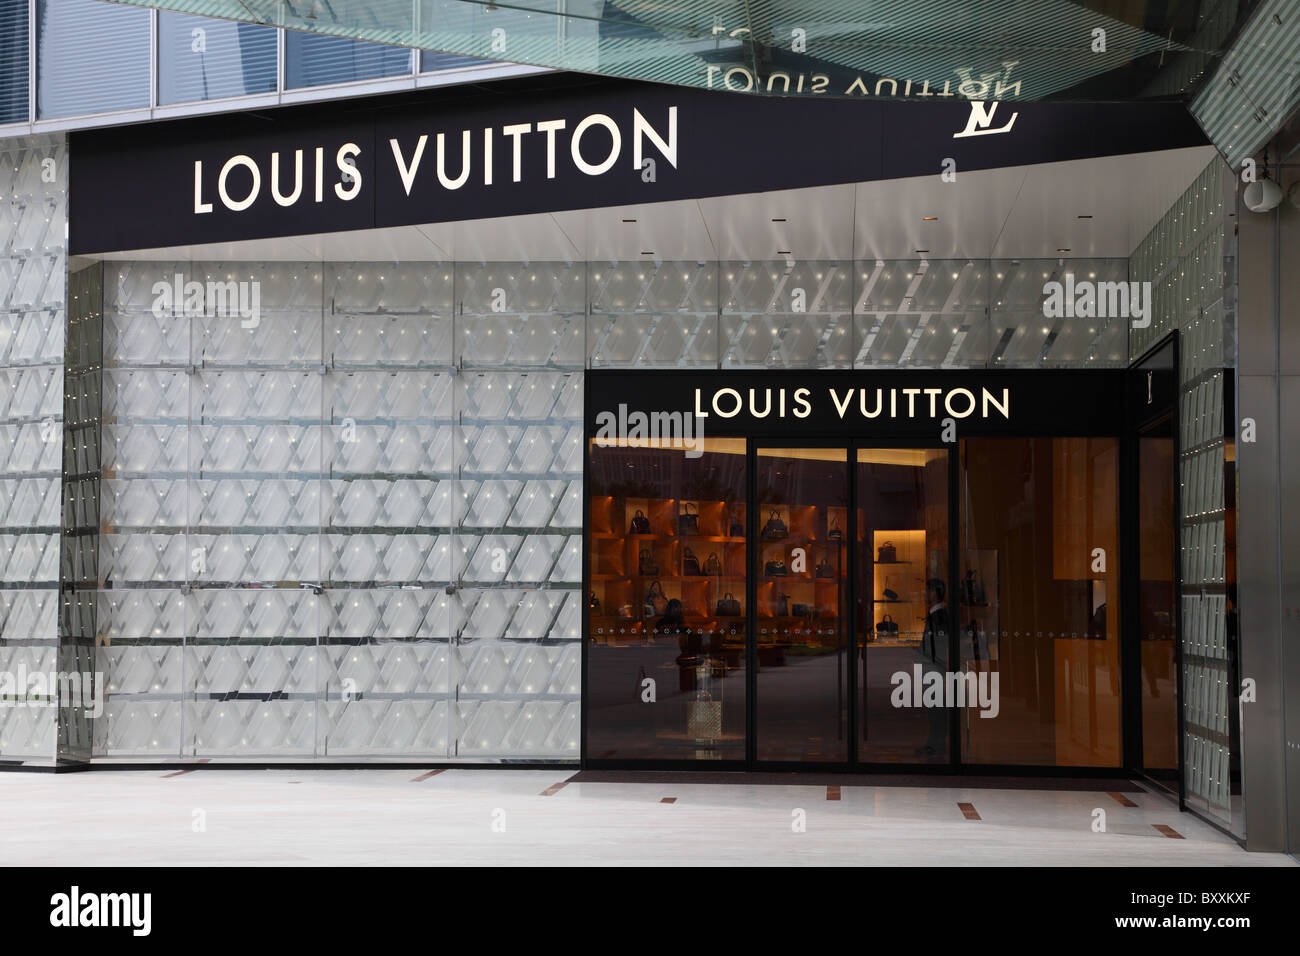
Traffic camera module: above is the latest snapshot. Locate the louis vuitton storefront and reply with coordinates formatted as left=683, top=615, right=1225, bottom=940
left=31, top=71, right=1240, bottom=831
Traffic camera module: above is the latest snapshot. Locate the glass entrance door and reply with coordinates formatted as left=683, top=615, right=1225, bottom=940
left=855, top=448, right=951, bottom=763
left=754, top=447, right=849, bottom=763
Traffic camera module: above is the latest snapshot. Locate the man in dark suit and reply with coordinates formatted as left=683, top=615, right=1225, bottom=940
left=918, top=578, right=950, bottom=757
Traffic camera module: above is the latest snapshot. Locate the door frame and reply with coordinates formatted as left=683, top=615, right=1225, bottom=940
left=581, top=367, right=1141, bottom=776
left=1123, top=331, right=1185, bottom=804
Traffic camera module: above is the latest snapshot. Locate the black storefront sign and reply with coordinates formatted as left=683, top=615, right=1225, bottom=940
left=586, top=369, right=1126, bottom=439
left=70, top=76, right=1205, bottom=255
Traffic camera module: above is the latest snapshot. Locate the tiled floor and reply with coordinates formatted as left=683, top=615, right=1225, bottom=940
left=0, top=769, right=1292, bottom=866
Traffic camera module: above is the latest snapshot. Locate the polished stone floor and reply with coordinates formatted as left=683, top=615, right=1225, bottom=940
left=0, top=769, right=1293, bottom=866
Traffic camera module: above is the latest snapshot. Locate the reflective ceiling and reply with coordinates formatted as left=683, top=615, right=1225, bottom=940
left=102, top=0, right=1257, bottom=102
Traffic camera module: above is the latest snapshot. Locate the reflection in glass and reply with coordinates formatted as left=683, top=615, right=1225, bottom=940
left=286, top=32, right=412, bottom=89
left=959, top=437, right=1122, bottom=766
left=856, top=448, right=949, bottom=763
left=586, top=438, right=747, bottom=761
left=0, top=1, right=28, bottom=123
left=37, top=0, right=150, bottom=119
left=755, top=448, right=848, bottom=762
left=1138, top=427, right=1178, bottom=775
left=159, top=13, right=277, bottom=105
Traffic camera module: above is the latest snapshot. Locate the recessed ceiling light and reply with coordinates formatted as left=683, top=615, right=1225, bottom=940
left=1057, top=248, right=1071, bottom=253
left=640, top=251, right=655, bottom=255
left=771, top=218, right=787, bottom=223
left=915, top=249, right=930, bottom=254
left=1077, top=215, right=1093, bottom=219
left=923, top=216, right=938, bottom=221
left=778, top=250, right=792, bottom=255
left=622, top=219, right=637, bottom=223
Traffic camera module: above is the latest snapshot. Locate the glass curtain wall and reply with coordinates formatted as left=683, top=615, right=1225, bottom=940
left=93, top=255, right=1138, bottom=762
left=0, top=134, right=66, bottom=763
left=1130, top=158, right=1239, bottom=831
left=97, top=261, right=582, bottom=759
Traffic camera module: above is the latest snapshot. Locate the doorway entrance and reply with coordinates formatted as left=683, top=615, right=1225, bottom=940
left=583, top=369, right=1136, bottom=772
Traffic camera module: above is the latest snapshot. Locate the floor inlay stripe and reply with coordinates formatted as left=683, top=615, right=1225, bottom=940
left=1108, top=791, right=1138, bottom=807
left=1153, top=824, right=1184, bottom=839
left=411, top=769, right=445, bottom=782
left=958, top=802, right=981, bottom=820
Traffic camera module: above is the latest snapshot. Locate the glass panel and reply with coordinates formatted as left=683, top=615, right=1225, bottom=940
left=1138, top=423, right=1177, bottom=775
left=419, top=50, right=488, bottom=73
left=988, top=259, right=1129, bottom=368
left=285, top=31, right=413, bottom=89
left=721, top=261, right=852, bottom=369
left=587, top=261, right=718, bottom=368
left=959, top=437, right=1122, bottom=766
left=854, top=260, right=989, bottom=368
left=37, top=0, right=151, bottom=119
left=755, top=447, right=848, bottom=763
left=586, top=437, right=747, bottom=761
left=99, top=0, right=1245, bottom=105
left=0, top=0, right=28, bottom=123
left=158, top=13, right=278, bottom=105
left=856, top=448, right=949, bottom=763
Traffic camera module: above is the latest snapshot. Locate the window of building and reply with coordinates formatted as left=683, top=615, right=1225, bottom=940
left=285, top=31, right=412, bottom=89
left=37, top=0, right=150, bottom=119
left=158, top=12, right=277, bottom=105
left=0, top=0, right=28, bottom=123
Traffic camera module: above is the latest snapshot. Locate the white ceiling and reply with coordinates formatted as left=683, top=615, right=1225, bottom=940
left=88, top=145, right=1217, bottom=264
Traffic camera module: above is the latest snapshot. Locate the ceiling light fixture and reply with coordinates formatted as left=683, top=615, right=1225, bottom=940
left=622, top=219, right=637, bottom=223
left=915, top=249, right=929, bottom=254
left=1057, top=248, right=1071, bottom=253
left=1077, top=215, right=1093, bottom=219
left=640, top=251, right=655, bottom=255
left=771, top=218, right=786, bottom=223
left=922, top=216, right=938, bottom=221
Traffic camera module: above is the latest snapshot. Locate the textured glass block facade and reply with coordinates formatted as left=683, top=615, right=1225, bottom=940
left=588, top=258, right=1130, bottom=370
left=0, top=134, right=65, bottom=762
left=1130, top=157, right=1238, bottom=830
left=95, top=261, right=583, bottom=759
left=83, top=255, right=1139, bottom=761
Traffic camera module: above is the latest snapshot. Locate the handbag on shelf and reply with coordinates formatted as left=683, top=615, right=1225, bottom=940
left=644, top=580, right=668, bottom=617
left=729, top=519, right=745, bottom=537
left=961, top=569, right=987, bottom=606
left=629, top=509, right=650, bottom=534
left=828, top=517, right=842, bottom=540
left=704, top=552, right=723, bottom=576
left=815, top=557, right=835, bottom=579
left=876, top=614, right=899, bottom=636
left=792, top=603, right=814, bottom=617
left=678, top=502, right=699, bottom=535
left=882, top=587, right=899, bottom=601
left=716, top=592, right=742, bottom=616
left=764, top=559, right=788, bottom=577
left=588, top=591, right=601, bottom=612
left=776, top=593, right=790, bottom=616
left=682, top=547, right=702, bottom=576
left=761, top=510, right=789, bottom=540
left=638, top=548, right=659, bottom=575
left=877, top=540, right=897, bottom=563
